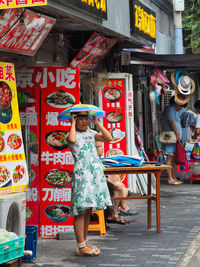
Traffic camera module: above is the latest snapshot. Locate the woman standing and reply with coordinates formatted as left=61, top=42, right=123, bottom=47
left=162, top=96, right=185, bottom=185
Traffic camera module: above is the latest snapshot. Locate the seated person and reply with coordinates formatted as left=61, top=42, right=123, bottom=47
left=96, top=141, right=139, bottom=217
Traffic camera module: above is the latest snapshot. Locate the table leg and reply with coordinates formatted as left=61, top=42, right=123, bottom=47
left=147, top=173, right=151, bottom=229
left=156, top=172, right=161, bottom=232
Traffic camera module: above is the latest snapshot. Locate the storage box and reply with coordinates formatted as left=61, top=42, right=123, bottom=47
left=0, top=237, right=24, bottom=264
left=21, top=225, right=37, bottom=262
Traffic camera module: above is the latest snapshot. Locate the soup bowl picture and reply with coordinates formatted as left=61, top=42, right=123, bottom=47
left=0, top=81, right=13, bottom=109
left=45, top=169, right=72, bottom=188
left=45, top=204, right=71, bottom=223
left=45, top=131, right=68, bottom=151
left=104, top=88, right=122, bottom=102
left=106, top=111, right=123, bottom=123
left=7, top=134, right=22, bottom=150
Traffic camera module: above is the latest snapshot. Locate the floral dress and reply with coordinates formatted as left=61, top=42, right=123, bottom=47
left=68, top=129, right=112, bottom=216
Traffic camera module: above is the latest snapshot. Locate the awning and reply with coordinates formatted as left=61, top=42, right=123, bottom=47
left=129, top=51, right=200, bottom=71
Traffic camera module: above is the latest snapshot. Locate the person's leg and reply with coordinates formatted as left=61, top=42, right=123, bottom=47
left=74, top=214, right=85, bottom=244
left=84, top=208, right=92, bottom=241
left=114, top=181, right=127, bottom=211
left=166, top=155, right=174, bottom=181
left=172, top=158, right=183, bottom=184
left=74, top=212, right=99, bottom=255
left=166, top=155, right=182, bottom=185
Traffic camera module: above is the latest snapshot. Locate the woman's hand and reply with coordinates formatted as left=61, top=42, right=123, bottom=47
left=176, top=134, right=181, bottom=141
left=90, top=114, right=98, bottom=125
left=70, top=114, right=77, bottom=124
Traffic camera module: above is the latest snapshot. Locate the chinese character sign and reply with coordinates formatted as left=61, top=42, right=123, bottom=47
left=0, top=0, right=47, bottom=9
left=0, top=9, right=55, bottom=55
left=0, top=62, right=28, bottom=194
left=70, top=32, right=116, bottom=70
left=17, top=67, right=40, bottom=226
left=102, top=79, right=128, bottom=186
left=38, top=67, right=80, bottom=238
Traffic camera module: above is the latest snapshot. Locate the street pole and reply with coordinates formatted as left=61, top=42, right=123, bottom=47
left=173, top=0, right=184, bottom=54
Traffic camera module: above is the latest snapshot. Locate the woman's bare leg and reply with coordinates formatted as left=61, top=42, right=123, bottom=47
left=172, top=158, right=178, bottom=179
left=84, top=208, right=92, bottom=241
left=74, top=214, right=85, bottom=244
left=114, top=182, right=129, bottom=212
left=172, top=158, right=183, bottom=184
left=74, top=211, right=99, bottom=254
left=166, top=155, right=174, bottom=181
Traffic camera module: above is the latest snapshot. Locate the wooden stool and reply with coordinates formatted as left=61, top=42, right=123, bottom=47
left=88, top=210, right=106, bottom=236
left=1, top=258, right=21, bottom=267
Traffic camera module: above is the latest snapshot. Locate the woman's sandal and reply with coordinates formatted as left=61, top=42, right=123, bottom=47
left=174, top=178, right=183, bottom=184
left=167, top=179, right=182, bottom=185
left=75, top=241, right=100, bottom=256
left=107, top=217, right=127, bottom=224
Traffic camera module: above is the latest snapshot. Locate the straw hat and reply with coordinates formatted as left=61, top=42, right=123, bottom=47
left=171, top=69, right=186, bottom=86
left=174, top=89, right=190, bottom=105
left=177, top=76, right=195, bottom=95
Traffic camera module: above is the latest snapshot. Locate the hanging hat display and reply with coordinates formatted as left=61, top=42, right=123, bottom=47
left=177, top=75, right=195, bottom=95
left=174, top=89, right=190, bottom=105
left=171, top=69, right=187, bottom=86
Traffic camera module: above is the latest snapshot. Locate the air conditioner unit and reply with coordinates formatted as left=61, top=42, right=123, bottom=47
left=0, top=193, right=26, bottom=238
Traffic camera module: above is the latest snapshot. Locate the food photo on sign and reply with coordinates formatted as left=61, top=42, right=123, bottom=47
left=0, top=62, right=29, bottom=195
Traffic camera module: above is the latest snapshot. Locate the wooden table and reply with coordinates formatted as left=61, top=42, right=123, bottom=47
left=104, top=164, right=170, bottom=232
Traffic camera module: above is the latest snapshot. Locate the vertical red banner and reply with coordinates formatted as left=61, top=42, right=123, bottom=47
left=38, top=67, right=80, bottom=238
left=102, top=79, right=127, bottom=186
left=17, top=67, right=40, bottom=226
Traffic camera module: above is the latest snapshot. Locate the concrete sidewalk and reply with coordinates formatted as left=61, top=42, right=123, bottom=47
left=22, top=183, right=200, bottom=267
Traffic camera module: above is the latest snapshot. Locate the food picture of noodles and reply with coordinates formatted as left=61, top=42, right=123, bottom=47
left=106, top=111, right=123, bottom=123
left=106, top=149, right=124, bottom=157
left=0, top=165, right=10, bottom=187
left=13, top=165, right=26, bottom=183
left=104, top=88, right=122, bottom=102
left=0, top=135, right=5, bottom=152
left=45, top=169, right=72, bottom=187
left=45, top=131, right=68, bottom=150
left=7, top=134, right=22, bottom=150
left=45, top=205, right=71, bottom=222
left=46, top=90, right=75, bottom=108
left=0, top=82, right=12, bottom=108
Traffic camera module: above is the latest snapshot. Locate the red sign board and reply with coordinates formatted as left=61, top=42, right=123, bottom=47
left=38, top=67, right=80, bottom=238
left=70, top=32, right=117, bottom=70
left=102, top=79, right=127, bottom=186
left=17, top=67, right=40, bottom=226
left=0, top=9, right=55, bottom=55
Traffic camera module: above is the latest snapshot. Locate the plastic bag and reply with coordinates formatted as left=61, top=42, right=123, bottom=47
left=174, top=141, right=187, bottom=165
left=191, top=142, right=200, bottom=160
left=0, top=229, right=10, bottom=243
